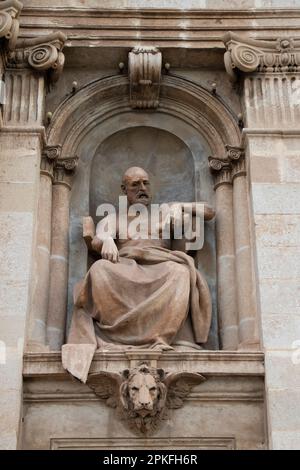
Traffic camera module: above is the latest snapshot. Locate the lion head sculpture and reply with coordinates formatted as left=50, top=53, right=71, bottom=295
left=86, top=363, right=205, bottom=435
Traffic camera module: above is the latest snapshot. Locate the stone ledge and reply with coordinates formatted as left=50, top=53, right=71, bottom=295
left=23, top=350, right=265, bottom=377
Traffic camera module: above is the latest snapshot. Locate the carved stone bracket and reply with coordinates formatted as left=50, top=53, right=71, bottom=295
left=7, top=32, right=67, bottom=83
left=208, top=145, right=245, bottom=188
left=0, top=0, right=22, bottom=52
left=53, top=156, right=79, bottom=189
left=223, top=31, right=300, bottom=80
left=40, top=145, right=62, bottom=179
left=128, top=46, right=162, bottom=109
left=86, top=363, right=205, bottom=436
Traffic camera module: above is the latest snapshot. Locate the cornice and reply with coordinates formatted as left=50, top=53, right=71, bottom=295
left=17, top=7, right=300, bottom=50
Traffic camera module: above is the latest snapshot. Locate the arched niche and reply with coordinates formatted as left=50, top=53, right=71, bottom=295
left=68, top=117, right=218, bottom=348
left=43, top=73, right=248, bottom=353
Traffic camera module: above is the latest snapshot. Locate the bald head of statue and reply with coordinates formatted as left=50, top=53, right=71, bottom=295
left=121, top=167, right=152, bottom=207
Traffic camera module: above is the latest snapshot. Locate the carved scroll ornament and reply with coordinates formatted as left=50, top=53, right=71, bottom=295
left=224, top=32, right=300, bottom=80
left=208, top=145, right=245, bottom=188
left=86, top=363, right=205, bottom=435
left=128, top=46, right=162, bottom=109
left=0, top=0, right=22, bottom=51
left=8, top=32, right=67, bottom=82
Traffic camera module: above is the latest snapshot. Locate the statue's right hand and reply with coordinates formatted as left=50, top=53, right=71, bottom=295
left=101, top=237, right=119, bottom=263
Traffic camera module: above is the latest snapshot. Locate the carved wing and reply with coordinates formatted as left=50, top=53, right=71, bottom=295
left=86, top=371, right=123, bottom=408
left=164, top=372, right=206, bottom=409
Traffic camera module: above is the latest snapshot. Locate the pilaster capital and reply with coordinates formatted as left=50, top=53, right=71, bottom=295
left=208, top=157, right=232, bottom=189
left=53, top=156, right=79, bottom=190
left=226, top=145, right=246, bottom=179
left=7, top=31, right=67, bottom=83
left=129, top=46, right=162, bottom=109
left=208, top=145, right=246, bottom=188
left=40, top=145, right=62, bottom=179
left=0, top=0, right=22, bottom=52
left=223, top=32, right=300, bottom=81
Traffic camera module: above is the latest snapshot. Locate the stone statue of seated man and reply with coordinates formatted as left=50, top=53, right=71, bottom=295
left=62, top=167, right=215, bottom=382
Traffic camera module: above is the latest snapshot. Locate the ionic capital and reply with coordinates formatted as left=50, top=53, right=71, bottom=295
left=223, top=32, right=300, bottom=80
left=40, top=145, right=62, bottom=179
left=208, top=157, right=232, bottom=189
left=7, top=32, right=67, bottom=83
left=53, top=156, right=79, bottom=189
left=226, top=145, right=246, bottom=179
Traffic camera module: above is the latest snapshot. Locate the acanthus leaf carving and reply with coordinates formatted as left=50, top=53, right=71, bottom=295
left=87, top=363, right=205, bottom=436
left=128, top=46, right=162, bottom=109
left=223, top=32, right=300, bottom=80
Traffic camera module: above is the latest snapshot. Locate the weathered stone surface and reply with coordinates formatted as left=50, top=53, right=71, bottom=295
left=252, top=183, right=300, bottom=215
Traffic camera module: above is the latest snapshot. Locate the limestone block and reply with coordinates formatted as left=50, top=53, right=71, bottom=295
left=0, top=281, right=29, bottom=317
left=265, top=351, right=300, bottom=389
left=254, top=215, right=300, bottom=248
left=0, top=212, right=33, bottom=281
left=0, top=316, right=27, bottom=351
left=247, top=136, right=284, bottom=158
left=0, top=150, right=38, bottom=184
left=259, top=280, right=300, bottom=315
left=284, top=155, right=300, bottom=183
left=255, top=246, right=300, bottom=279
left=249, top=156, right=280, bottom=183
left=271, top=431, right=300, bottom=450
left=0, top=182, right=37, bottom=213
left=267, top=388, right=300, bottom=431
left=261, top=314, right=300, bottom=349
left=252, top=183, right=300, bottom=215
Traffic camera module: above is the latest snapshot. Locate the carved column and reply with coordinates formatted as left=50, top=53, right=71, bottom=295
left=223, top=33, right=300, bottom=448
left=228, top=146, right=259, bottom=349
left=47, top=157, right=78, bottom=350
left=208, top=157, right=238, bottom=350
left=27, top=146, right=60, bottom=351
left=0, top=6, right=66, bottom=448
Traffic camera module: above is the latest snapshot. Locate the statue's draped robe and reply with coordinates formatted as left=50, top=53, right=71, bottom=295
left=62, top=246, right=211, bottom=382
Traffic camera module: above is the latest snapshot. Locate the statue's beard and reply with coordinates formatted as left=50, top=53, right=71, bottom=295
left=133, top=193, right=151, bottom=205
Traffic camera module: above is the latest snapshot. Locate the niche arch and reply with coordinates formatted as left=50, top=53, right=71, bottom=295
left=44, top=73, right=250, bottom=352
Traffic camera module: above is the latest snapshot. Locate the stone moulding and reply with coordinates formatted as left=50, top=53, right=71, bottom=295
left=49, top=436, right=236, bottom=450
left=128, top=46, right=162, bottom=109
left=23, top=350, right=265, bottom=377
left=223, top=31, right=300, bottom=80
